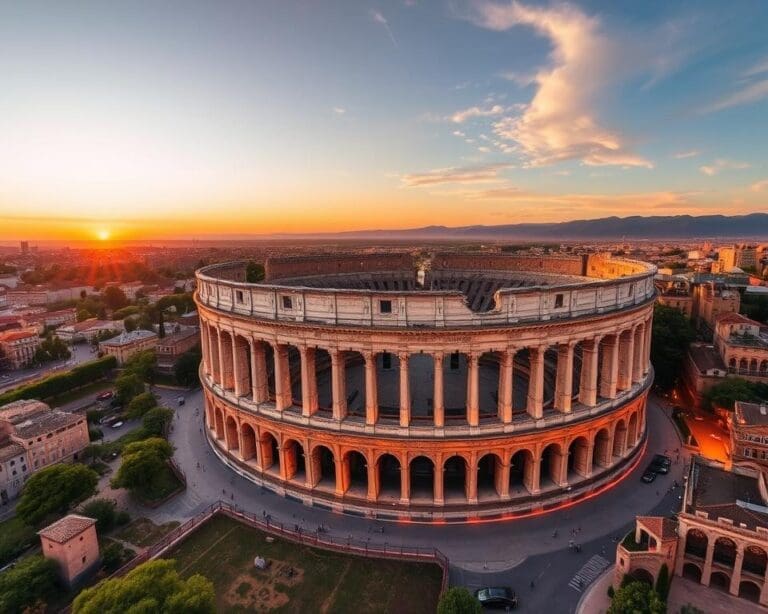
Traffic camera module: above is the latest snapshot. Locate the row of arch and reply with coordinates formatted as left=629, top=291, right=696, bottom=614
left=199, top=315, right=652, bottom=429
left=207, top=399, right=644, bottom=506
left=727, top=356, right=768, bottom=376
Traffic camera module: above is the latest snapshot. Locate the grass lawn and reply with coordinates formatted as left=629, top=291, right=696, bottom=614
left=116, top=517, right=181, bottom=548
left=164, top=514, right=443, bottom=614
left=48, top=379, right=113, bottom=407
left=0, top=516, right=37, bottom=565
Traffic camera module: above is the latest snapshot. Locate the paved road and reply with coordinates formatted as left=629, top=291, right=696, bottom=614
left=146, top=389, right=687, bottom=614
left=0, top=342, right=96, bottom=393
left=683, top=408, right=730, bottom=463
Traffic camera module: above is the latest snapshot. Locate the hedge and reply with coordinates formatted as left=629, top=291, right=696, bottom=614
left=0, top=355, right=117, bottom=405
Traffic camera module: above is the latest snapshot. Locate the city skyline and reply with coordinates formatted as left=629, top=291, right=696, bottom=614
left=1, top=0, right=767, bottom=242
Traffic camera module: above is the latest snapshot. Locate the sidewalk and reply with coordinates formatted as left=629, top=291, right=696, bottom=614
left=576, top=565, right=613, bottom=614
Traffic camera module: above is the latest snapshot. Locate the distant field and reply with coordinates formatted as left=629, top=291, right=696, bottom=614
left=163, top=514, right=443, bottom=613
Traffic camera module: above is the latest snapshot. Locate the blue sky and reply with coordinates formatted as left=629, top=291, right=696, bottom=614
left=0, top=1, right=767, bottom=239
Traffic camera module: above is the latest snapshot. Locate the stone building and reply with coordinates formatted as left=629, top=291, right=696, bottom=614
left=615, top=516, right=679, bottom=587
left=98, top=329, right=158, bottom=365
left=693, top=282, right=740, bottom=333
left=0, top=327, right=40, bottom=369
left=729, top=401, right=768, bottom=468
left=156, top=328, right=199, bottom=373
left=0, top=441, right=29, bottom=505
left=714, top=313, right=768, bottom=379
left=196, top=253, right=655, bottom=520
left=56, top=318, right=122, bottom=343
left=38, top=514, right=99, bottom=586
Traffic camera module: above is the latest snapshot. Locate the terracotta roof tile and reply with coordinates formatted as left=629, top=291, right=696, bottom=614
left=37, top=514, right=96, bottom=544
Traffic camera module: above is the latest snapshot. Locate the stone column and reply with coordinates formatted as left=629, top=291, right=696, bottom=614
left=330, top=350, right=347, bottom=421
left=433, top=463, right=444, bottom=506
left=729, top=546, right=744, bottom=595
left=364, top=351, right=378, bottom=426
left=701, top=538, right=715, bottom=586
left=250, top=340, right=269, bottom=403
left=528, top=453, right=541, bottom=494
left=399, top=352, right=410, bottom=427
left=200, top=324, right=211, bottom=376
left=217, top=329, right=227, bottom=389
left=498, top=349, right=514, bottom=423
left=400, top=458, right=410, bottom=504
left=466, top=352, right=480, bottom=426
left=499, top=461, right=511, bottom=500
left=367, top=458, right=379, bottom=502
left=579, top=337, right=600, bottom=406
left=466, top=456, right=478, bottom=504
left=232, top=336, right=244, bottom=397
left=632, top=326, right=644, bottom=383
left=299, top=346, right=318, bottom=417
left=433, top=352, right=445, bottom=428
left=554, top=342, right=575, bottom=413
left=645, top=317, right=653, bottom=374
left=557, top=447, right=569, bottom=486
left=526, top=345, right=546, bottom=419
left=273, top=343, right=291, bottom=411
left=600, top=335, right=619, bottom=399
left=209, top=327, right=221, bottom=384
left=334, top=454, right=345, bottom=496
left=617, top=330, right=634, bottom=391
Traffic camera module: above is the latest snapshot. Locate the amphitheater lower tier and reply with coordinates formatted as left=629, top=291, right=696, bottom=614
left=202, top=375, right=649, bottom=521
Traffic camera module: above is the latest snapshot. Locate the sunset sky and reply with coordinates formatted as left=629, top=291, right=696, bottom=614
left=1, top=1, right=767, bottom=241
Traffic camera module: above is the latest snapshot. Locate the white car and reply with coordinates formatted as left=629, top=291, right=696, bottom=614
left=111, top=421, right=124, bottom=429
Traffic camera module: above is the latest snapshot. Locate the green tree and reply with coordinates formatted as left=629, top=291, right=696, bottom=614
left=703, top=378, right=768, bottom=410
left=245, top=261, right=265, bottom=283
left=82, top=443, right=105, bottom=464
left=608, top=580, right=665, bottom=614
left=174, top=346, right=202, bottom=387
left=33, top=334, right=71, bottom=365
left=124, top=350, right=157, bottom=383
left=437, top=587, right=482, bottom=614
left=123, top=316, right=137, bottom=332
left=655, top=563, right=670, bottom=600
left=102, top=286, right=129, bottom=311
left=0, top=555, right=59, bottom=613
left=111, top=438, right=174, bottom=495
left=79, top=498, right=117, bottom=533
left=126, top=391, right=157, bottom=419
left=114, top=373, right=145, bottom=406
left=142, top=407, right=174, bottom=437
left=17, top=464, right=99, bottom=525
left=651, top=304, right=695, bottom=391
left=73, top=558, right=215, bottom=614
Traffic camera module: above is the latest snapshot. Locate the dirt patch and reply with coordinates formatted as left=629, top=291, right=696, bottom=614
left=223, top=561, right=305, bottom=611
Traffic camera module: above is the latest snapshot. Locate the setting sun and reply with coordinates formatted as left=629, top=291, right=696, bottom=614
left=96, top=229, right=110, bottom=241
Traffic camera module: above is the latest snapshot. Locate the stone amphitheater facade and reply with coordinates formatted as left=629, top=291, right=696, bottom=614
left=195, top=252, right=655, bottom=520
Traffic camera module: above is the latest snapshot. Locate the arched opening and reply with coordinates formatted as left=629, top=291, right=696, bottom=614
left=259, top=431, right=279, bottom=475
left=682, top=563, right=702, bottom=582
left=630, top=568, right=654, bottom=586
left=225, top=416, right=239, bottom=451
left=444, top=352, right=468, bottom=424
left=684, top=529, right=708, bottom=558
left=593, top=428, right=611, bottom=469
left=214, top=407, right=225, bottom=440
left=233, top=334, right=252, bottom=397
left=264, top=343, right=276, bottom=401
left=311, top=445, right=336, bottom=491
left=344, top=351, right=366, bottom=418
left=282, top=438, right=306, bottom=484
left=376, top=351, right=401, bottom=421
left=568, top=436, right=590, bottom=480
left=376, top=453, right=401, bottom=502
left=627, top=412, right=639, bottom=447
left=709, top=571, right=730, bottom=592
left=287, top=345, right=302, bottom=408
left=477, top=453, right=503, bottom=501
left=408, top=353, right=434, bottom=422
left=219, top=330, right=234, bottom=390
left=750, top=358, right=758, bottom=374
left=443, top=455, right=468, bottom=503
left=409, top=456, right=435, bottom=503
left=744, top=545, right=768, bottom=576
left=739, top=357, right=748, bottom=373
left=241, top=423, right=257, bottom=463
left=208, top=327, right=221, bottom=383
left=343, top=450, right=368, bottom=498
left=761, top=359, right=768, bottom=376
left=510, top=449, right=534, bottom=495
left=713, top=537, right=737, bottom=567
left=478, top=351, right=501, bottom=420
left=540, top=443, right=563, bottom=489
left=739, top=580, right=761, bottom=603
left=729, top=357, right=737, bottom=372
left=612, top=420, right=627, bottom=458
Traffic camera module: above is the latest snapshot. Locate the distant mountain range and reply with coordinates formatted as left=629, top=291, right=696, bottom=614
left=314, top=213, right=768, bottom=241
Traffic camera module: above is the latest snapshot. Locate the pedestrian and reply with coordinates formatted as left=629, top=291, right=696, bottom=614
left=530, top=580, right=535, bottom=589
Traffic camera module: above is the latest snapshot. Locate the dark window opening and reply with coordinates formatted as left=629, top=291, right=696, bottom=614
left=380, top=300, right=392, bottom=314
left=554, top=293, right=564, bottom=308
left=450, top=352, right=460, bottom=370
left=282, top=296, right=293, bottom=309
left=382, top=352, right=392, bottom=370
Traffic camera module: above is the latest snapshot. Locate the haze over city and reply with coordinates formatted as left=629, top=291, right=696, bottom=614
left=1, top=0, right=767, bottom=242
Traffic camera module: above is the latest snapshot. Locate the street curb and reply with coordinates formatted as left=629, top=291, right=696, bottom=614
left=575, top=564, right=614, bottom=614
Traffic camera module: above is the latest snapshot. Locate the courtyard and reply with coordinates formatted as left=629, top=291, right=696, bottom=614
left=163, top=514, right=444, bottom=613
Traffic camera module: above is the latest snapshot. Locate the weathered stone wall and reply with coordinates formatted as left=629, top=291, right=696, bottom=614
left=433, top=253, right=586, bottom=276
left=266, top=253, right=413, bottom=281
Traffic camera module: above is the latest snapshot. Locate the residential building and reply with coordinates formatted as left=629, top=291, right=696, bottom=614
left=729, top=401, right=768, bottom=469
left=655, top=275, right=693, bottom=317
left=156, top=328, right=199, bottom=373
left=38, top=514, right=99, bottom=586
left=714, top=313, right=768, bottom=379
left=683, top=343, right=728, bottom=403
left=0, top=327, right=41, bottom=369
left=99, top=329, right=158, bottom=365
left=56, top=318, right=122, bottom=343
left=693, top=282, right=741, bottom=333
left=0, top=441, right=29, bottom=505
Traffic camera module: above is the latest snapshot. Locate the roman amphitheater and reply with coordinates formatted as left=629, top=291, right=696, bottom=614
left=195, top=252, right=655, bottom=520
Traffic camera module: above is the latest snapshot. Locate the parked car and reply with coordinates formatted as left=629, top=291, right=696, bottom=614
left=641, top=468, right=657, bottom=483
left=650, top=454, right=671, bottom=474
left=111, top=421, right=124, bottom=429
left=96, top=390, right=113, bottom=401
left=177, top=396, right=185, bottom=406
left=476, top=587, right=518, bottom=609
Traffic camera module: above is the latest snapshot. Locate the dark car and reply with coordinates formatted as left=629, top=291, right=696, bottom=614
left=650, top=454, right=671, bottom=474
left=641, top=468, right=657, bottom=483
left=476, top=587, right=518, bottom=609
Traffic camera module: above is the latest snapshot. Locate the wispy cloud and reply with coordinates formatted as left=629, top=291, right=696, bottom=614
left=701, top=79, right=768, bottom=114
left=452, top=130, right=466, bottom=137
left=450, top=104, right=505, bottom=123
left=751, top=179, right=768, bottom=193
left=401, top=163, right=511, bottom=187
left=332, top=107, right=347, bottom=115
left=674, top=150, right=700, bottom=159
left=470, top=1, right=653, bottom=169
left=371, top=10, right=398, bottom=48
left=699, top=159, right=750, bottom=176
left=743, top=57, right=768, bottom=78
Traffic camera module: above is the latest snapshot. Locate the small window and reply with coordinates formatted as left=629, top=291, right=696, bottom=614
left=379, top=300, right=392, bottom=314
left=282, top=296, right=293, bottom=310
left=554, top=293, right=564, bottom=309
left=236, top=290, right=244, bottom=303
left=9, top=460, right=14, bottom=466
left=80, top=536, right=84, bottom=541
left=82, top=555, right=87, bottom=564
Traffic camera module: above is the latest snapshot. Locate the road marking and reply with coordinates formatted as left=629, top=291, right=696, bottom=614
left=568, top=554, right=610, bottom=592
